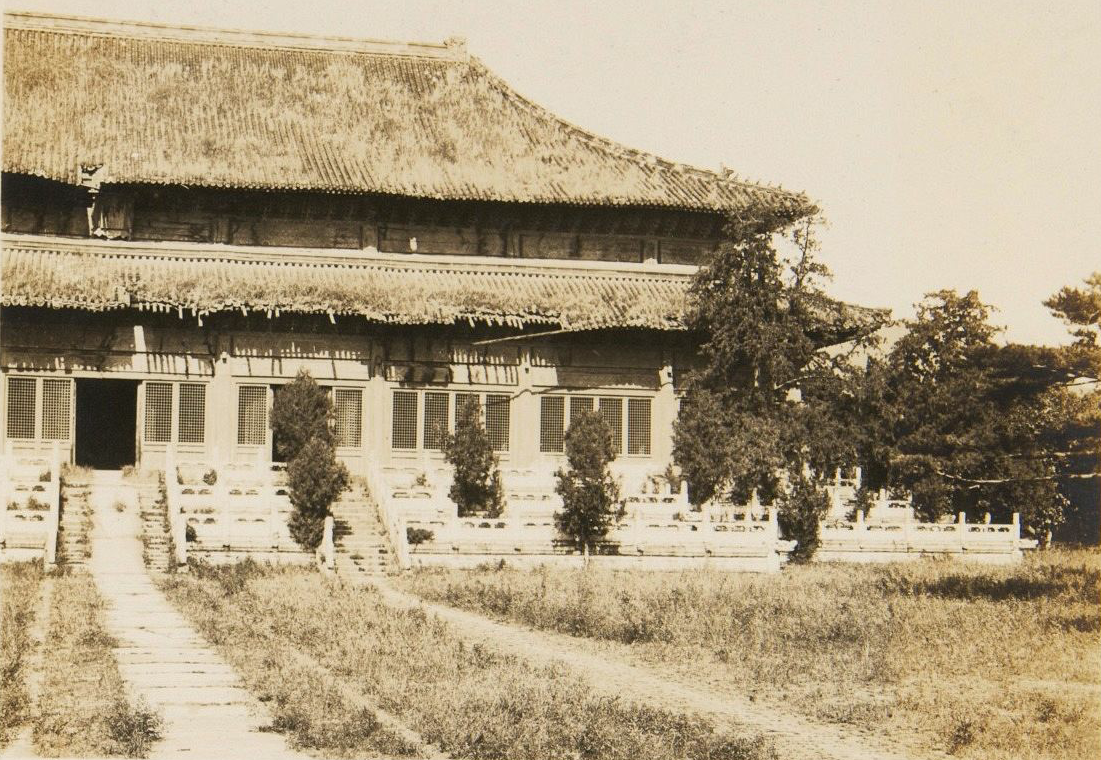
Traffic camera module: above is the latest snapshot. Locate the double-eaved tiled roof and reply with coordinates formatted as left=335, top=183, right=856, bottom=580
left=3, top=12, right=813, bottom=216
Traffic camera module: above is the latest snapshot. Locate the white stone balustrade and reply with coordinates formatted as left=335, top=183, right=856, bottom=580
left=818, top=510, right=1036, bottom=563
left=0, top=440, right=61, bottom=564
left=165, top=448, right=304, bottom=559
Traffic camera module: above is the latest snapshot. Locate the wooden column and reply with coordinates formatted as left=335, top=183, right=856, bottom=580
left=513, top=345, right=537, bottom=469
left=652, top=353, right=677, bottom=468
left=209, top=339, right=235, bottom=465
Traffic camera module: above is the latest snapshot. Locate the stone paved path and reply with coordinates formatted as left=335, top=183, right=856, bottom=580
left=365, top=577, right=948, bottom=760
left=85, top=473, right=307, bottom=760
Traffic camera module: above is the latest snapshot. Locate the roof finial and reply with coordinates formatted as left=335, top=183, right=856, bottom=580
left=444, top=35, right=467, bottom=58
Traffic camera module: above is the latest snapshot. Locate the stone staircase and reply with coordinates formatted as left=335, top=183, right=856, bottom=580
left=138, top=480, right=172, bottom=573
left=332, top=486, right=393, bottom=579
left=57, top=478, right=94, bottom=567
left=58, top=471, right=170, bottom=571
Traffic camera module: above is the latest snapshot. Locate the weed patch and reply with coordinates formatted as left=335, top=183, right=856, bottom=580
left=0, top=561, right=43, bottom=747
left=33, top=573, right=162, bottom=757
left=163, top=562, right=772, bottom=760
left=398, top=549, right=1101, bottom=760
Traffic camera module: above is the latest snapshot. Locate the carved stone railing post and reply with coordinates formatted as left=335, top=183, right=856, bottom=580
left=318, top=514, right=335, bottom=571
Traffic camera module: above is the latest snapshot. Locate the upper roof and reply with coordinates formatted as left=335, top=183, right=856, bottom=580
left=2, top=11, right=813, bottom=216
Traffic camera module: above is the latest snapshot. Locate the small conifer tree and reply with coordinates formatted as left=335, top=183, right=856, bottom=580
left=777, top=476, right=831, bottom=562
left=269, top=370, right=348, bottom=550
left=554, top=410, right=621, bottom=558
left=286, top=436, right=349, bottom=549
left=441, top=398, right=503, bottom=517
left=270, top=369, right=335, bottom=461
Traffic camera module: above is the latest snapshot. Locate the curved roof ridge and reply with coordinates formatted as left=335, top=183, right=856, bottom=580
left=2, top=10, right=463, bottom=59
left=468, top=55, right=812, bottom=211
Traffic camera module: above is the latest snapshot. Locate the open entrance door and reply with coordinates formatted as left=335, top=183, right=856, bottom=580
left=75, top=379, right=139, bottom=469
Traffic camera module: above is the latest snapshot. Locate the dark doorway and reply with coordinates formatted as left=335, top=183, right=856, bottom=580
left=75, top=379, right=139, bottom=469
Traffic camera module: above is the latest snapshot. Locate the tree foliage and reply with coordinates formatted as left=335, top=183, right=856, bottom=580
left=1045, top=272, right=1101, bottom=348
left=777, top=476, right=832, bottom=562
left=441, top=397, right=503, bottom=518
left=860, top=288, right=1100, bottom=542
left=287, top=436, right=350, bottom=549
left=272, top=370, right=348, bottom=550
left=674, top=205, right=1097, bottom=549
left=672, top=204, right=878, bottom=556
left=554, top=410, right=621, bottom=556
left=270, top=369, right=335, bottom=461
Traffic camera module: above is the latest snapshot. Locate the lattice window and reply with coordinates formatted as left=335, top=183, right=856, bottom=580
left=392, top=391, right=418, bottom=449
left=6, top=377, right=36, bottom=439
left=333, top=388, right=362, bottom=448
left=569, top=396, right=594, bottom=423
left=178, top=384, right=206, bottom=444
left=41, top=379, right=72, bottom=441
left=455, top=392, right=481, bottom=422
left=540, top=395, right=565, bottom=453
left=627, top=398, right=652, bottom=456
left=423, top=391, right=449, bottom=450
left=237, top=385, right=268, bottom=446
left=599, top=397, right=624, bottom=454
left=485, top=394, right=510, bottom=452
left=144, top=382, right=173, bottom=443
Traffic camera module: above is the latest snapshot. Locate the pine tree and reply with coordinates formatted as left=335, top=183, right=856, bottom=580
left=554, top=410, right=621, bottom=559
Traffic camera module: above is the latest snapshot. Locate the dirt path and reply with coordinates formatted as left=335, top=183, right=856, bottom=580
left=367, top=577, right=949, bottom=760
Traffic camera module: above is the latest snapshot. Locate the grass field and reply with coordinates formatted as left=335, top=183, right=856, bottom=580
left=33, top=571, right=161, bottom=757
left=397, top=549, right=1101, bottom=760
left=161, top=561, right=773, bottom=760
left=0, top=561, right=43, bottom=747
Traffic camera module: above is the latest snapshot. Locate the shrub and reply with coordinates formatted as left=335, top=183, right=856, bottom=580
left=269, top=370, right=336, bottom=461
left=406, top=527, right=434, bottom=546
left=287, top=437, right=349, bottom=550
left=184, top=524, right=197, bottom=543
left=777, top=477, right=831, bottom=562
left=441, top=397, right=503, bottom=517
left=202, top=469, right=217, bottom=486
left=555, top=410, right=621, bottom=557
left=269, top=370, right=349, bottom=551
left=106, top=698, right=162, bottom=757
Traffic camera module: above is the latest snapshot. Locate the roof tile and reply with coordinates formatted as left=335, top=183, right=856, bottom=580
left=4, top=14, right=813, bottom=216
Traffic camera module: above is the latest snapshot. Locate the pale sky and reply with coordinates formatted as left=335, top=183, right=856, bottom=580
left=5, top=0, right=1099, bottom=345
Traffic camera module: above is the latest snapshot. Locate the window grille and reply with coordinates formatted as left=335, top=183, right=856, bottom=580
left=540, top=395, right=565, bottom=453
left=42, top=379, right=72, bottom=441
left=455, top=392, right=481, bottom=422
left=6, top=377, right=36, bottom=439
left=333, top=388, right=362, bottom=448
left=569, top=396, right=594, bottom=423
left=144, top=382, right=173, bottom=443
left=627, top=398, right=652, bottom=456
left=599, top=397, right=624, bottom=454
left=485, top=394, right=510, bottom=452
left=178, top=384, right=206, bottom=444
left=423, top=391, right=450, bottom=450
left=392, top=391, right=418, bottom=449
left=237, top=385, right=268, bottom=446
